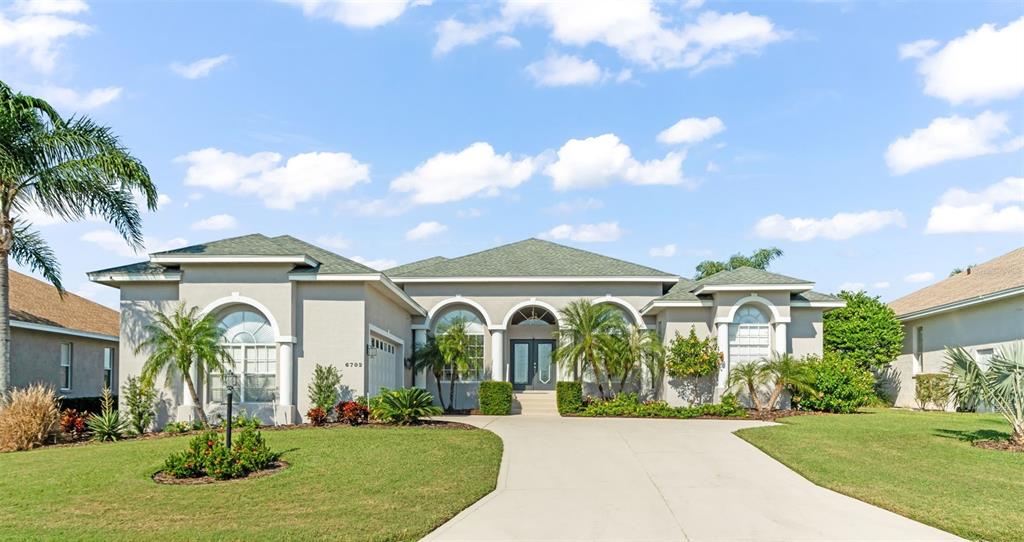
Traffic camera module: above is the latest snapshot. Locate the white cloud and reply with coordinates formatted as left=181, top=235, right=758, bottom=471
left=456, top=208, right=482, bottom=219
left=754, top=209, right=906, bottom=241
left=545, top=133, right=688, bottom=190
left=657, top=116, right=725, bottom=145
left=682, top=0, right=705, bottom=9
left=706, top=161, right=720, bottom=173
left=405, top=221, right=447, bottom=241
left=390, top=142, right=534, bottom=205
left=525, top=53, right=607, bottom=87
left=545, top=197, right=604, bottom=215
left=338, top=198, right=411, bottom=217
left=495, top=35, right=520, bottom=49
left=873, top=281, right=891, bottom=289
left=885, top=111, right=1022, bottom=175
left=171, top=54, right=230, bottom=79
left=903, top=17, right=1024, bottom=104
left=904, top=271, right=935, bottom=284
left=540, top=222, right=622, bottom=243
left=191, top=214, right=238, bottom=231
left=351, top=255, right=398, bottom=270
left=281, top=0, right=425, bottom=28
left=838, top=282, right=865, bottom=292
left=315, top=234, right=350, bottom=250
left=81, top=229, right=187, bottom=257
left=177, top=147, right=370, bottom=210
left=32, top=85, right=121, bottom=111
left=649, top=243, right=677, bottom=257
left=925, top=177, right=1024, bottom=234
left=0, top=1, right=91, bottom=73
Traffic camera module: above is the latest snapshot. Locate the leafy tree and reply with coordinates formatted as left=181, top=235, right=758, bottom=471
left=553, top=300, right=624, bottom=399
left=135, top=303, right=230, bottom=425
left=436, top=318, right=481, bottom=412
left=409, top=335, right=447, bottom=411
left=945, top=342, right=1024, bottom=445
left=307, top=364, right=342, bottom=412
left=824, top=291, right=904, bottom=369
left=0, top=81, right=156, bottom=394
left=122, top=375, right=158, bottom=435
left=666, top=327, right=722, bottom=379
left=694, top=247, right=783, bottom=280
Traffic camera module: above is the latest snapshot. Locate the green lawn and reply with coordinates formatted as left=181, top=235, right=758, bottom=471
left=0, top=425, right=502, bottom=541
left=737, top=408, right=1023, bottom=542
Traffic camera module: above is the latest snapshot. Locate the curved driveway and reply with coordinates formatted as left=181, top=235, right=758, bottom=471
left=424, top=415, right=961, bottom=542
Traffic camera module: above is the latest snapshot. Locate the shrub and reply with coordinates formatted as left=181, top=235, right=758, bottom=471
left=308, top=364, right=343, bottom=414
left=824, top=291, right=904, bottom=369
left=666, top=327, right=722, bottom=379
left=793, top=353, right=875, bottom=413
left=372, top=388, right=442, bottom=425
left=122, top=375, right=157, bottom=435
left=307, top=406, right=328, bottom=426
left=914, top=373, right=952, bottom=411
left=556, top=381, right=583, bottom=415
left=478, top=381, right=513, bottom=415
left=230, top=410, right=261, bottom=430
left=59, top=409, right=87, bottom=438
left=162, top=430, right=220, bottom=478
left=0, top=384, right=60, bottom=451
left=579, top=393, right=746, bottom=419
left=337, top=401, right=369, bottom=426
left=163, top=421, right=190, bottom=434
left=86, top=388, right=128, bottom=442
left=161, top=427, right=280, bottom=480
left=232, top=426, right=280, bottom=472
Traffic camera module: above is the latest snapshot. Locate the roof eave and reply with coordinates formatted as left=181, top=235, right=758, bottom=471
left=87, top=270, right=183, bottom=286
left=391, top=275, right=679, bottom=284
left=895, top=285, right=1024, bottom=322
left=288, top=272, right=427, bottom=316
left=150, top=254, right=319, bottom=266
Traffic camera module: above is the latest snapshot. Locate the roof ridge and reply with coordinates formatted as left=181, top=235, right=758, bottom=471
left=269, top=235, right=379, bottom=274
left=151, top=233, right=273, bottom=255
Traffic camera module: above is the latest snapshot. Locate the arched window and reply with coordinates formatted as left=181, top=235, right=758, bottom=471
left=434, top=308, right=486, bottom=381
left=509, top=306, right=557, bottom=326
left=210, top=308, right=277, bottom=403
left=728, top=304, right=771, bottom=367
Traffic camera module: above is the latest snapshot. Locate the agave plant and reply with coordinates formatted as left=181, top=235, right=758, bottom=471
left=373, top=388, right=442, bottom=425
left=945, top=342, right=1024, bottom=445
left=86, top=387, right=129, bottom=442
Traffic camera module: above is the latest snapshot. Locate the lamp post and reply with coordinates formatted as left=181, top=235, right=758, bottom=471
left=225, top=371, right=238, bottom=449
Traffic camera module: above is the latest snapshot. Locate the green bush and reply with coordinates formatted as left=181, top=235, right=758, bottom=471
left=914, top=373, right=952, bottom=411
left=556, top=381, right=583, bottom=415
left=824, top=291, right=904, bottom=369
left=372, top=388, right=443, bottom=425
left=161, top=427, right=281, bottom=480
left=579, top=393, right=746, bottom=419
left=308, top=364, right=343, bottom=413
left=162, top=421, right=190, bottom=434
left=122, top=375, right=157, bottom=435
left=793, top=353, right=875, bottom=413
left=666, top=327, right=722, bottom=379
left=478, top=381, right=513, bottom=415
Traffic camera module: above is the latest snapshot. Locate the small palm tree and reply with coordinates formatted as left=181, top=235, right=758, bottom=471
left=553, top=300, right=623, bottom=399
left=945, top=342, right=1024, bottom=446
left=436, top=318, right=481, bottom=412
left=763, top=353, right=815, bottom=412
left=607, top=324, right=664, bottom=397
left=0, top=81, right=156, bottom=395
left=727, top=361, right=768, bottom=411
left=409, top=335, right=447, bottom=411
left=135, top=303, right=231, bottom=424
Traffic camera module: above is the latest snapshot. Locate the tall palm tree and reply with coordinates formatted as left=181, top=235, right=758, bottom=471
left=436, top=318, right=480, bottom=413
left=135, top=304, right=231, bottom=424
left=0, top=81, right=156, bottom=394
left=946, top=342, right=1024, bottom=445
left=553, top=300, right=623, bottom=399
left=694, top=247, right=783, bottom=280
left=409, top=335, right=447, bottom=411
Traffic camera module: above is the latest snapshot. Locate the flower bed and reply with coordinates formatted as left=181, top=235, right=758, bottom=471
left=573, top=393, right=747, bottom=419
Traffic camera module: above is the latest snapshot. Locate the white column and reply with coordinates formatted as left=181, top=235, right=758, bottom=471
left=490, top=329, right=504, bottom=381
left=717, top=322, right=730, bottom=388
left=774, top=322, right=787, bottom=355
left=413, top=329, right=427, bottom=387
left=278, top=341, right=294, bottom=410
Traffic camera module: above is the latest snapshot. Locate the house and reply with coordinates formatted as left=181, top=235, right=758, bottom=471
left=887, top=247, right=1024, bottom=408
left=9, top=270, right=120, bottom=399
left=88, top=234, right=842, bottom=425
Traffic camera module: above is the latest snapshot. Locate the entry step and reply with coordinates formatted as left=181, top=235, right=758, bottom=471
left=512, top=390, right=558, bottom=416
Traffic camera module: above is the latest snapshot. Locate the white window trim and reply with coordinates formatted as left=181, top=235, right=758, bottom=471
left=103, top=347, right=114, bottom=389
left=60, top=343, right=73, bottom=391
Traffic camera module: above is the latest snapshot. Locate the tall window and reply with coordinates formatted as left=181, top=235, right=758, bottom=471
left=103, top=347, right=114, bottom=389
left=210, top=308, right=277, bottom=403
left=435, top=308, right=486, bottom=381
left=729, top=305, right=771, bottom=366
left=60, top=343, right=73, bottom=390
left=913, top=326, right=924, bottom=374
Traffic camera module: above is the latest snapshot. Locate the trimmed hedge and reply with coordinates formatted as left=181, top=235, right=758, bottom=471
left=556, top=381, right=583, bottom=415
left=478, top=381, right=513, bottom=415
left=579, top=393, right=746, bottom=419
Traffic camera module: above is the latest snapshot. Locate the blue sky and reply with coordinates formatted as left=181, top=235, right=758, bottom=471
left=2, top=0, right=1022, bottom=309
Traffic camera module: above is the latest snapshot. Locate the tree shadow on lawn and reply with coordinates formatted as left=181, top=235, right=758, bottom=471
left=933, top=428, right=1010, bottom=443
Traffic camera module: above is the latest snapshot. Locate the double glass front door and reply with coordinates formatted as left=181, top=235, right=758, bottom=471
left=509, top=339, right=556, bottom=391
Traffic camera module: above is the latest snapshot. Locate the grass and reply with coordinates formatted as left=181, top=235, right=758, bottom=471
left=0, top=425, right=502, bottom=541
left=736, top=408, right=1023, bottom=542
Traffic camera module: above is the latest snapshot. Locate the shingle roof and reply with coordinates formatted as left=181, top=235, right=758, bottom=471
left=650, top=276, right=835, bottom=306
left=152, top=234, right=298, bottom=256
left=657, top=280, right=702, bottom=302
left=270, top=235, right=377, bottom=274
left=385, top=238, right=676, bottom=278
left=89, top=261, right=171, bottom=275
left=792, top=291, right=842, bottom=303
left=385, top=257, right=449, bottom=277
left=695, top=267, right=811, bottom=286
left=11, top=271, right=119, bottom=337
left=889, top=247, right=1024, bottom=317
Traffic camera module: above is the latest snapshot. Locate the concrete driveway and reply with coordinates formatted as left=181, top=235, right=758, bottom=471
left=423, top=415, right=961, bottom=542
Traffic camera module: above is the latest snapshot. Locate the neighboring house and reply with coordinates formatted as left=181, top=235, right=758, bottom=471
left=9, top=270, right=120, bottom=399
left=887, top=247, right=1024, bottom=408
left=88, top=234, right=842, bottom=425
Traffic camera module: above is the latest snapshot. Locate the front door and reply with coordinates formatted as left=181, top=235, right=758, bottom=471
left=509, top=339, right=556, bottom=391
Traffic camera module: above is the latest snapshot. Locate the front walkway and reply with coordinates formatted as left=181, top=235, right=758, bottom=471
left=424, top=415, right=962, bottom=542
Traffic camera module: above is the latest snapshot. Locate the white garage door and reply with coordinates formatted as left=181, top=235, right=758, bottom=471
left=368, top=336, right=399, bottom=396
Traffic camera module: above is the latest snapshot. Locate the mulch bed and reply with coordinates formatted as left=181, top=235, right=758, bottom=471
left=973, top=439, right=1024, bottom=452
left=152, top=461, right=289, bottom=485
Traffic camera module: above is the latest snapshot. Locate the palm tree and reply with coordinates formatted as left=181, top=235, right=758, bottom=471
left=763, top=353, right=815, bottom=412
left=135, top=303, right=231, bottom=424
left=945, top=342, right=1024, bottom=445
left=553, top=300, right=624, bottom=399
left=727, top=361, right=768, bottom=411
left=409, top=335, right=447, bottom=411
left=436, top=318, right=480, bottom=413
left=0, top=81, right=156, bottom=394
left=694, top=247, right=783, bottom=280
left=607, top=324, right=664, bottom=397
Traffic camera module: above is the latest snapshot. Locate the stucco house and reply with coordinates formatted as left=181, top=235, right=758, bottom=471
left=887, top=247, right=1024, bottom=408
left=88, top=234, right=842, bottom=425
left=9, top=270, right=120, bottom=399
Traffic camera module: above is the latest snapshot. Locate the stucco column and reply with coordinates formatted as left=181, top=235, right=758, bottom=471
left=413, top=329, right=427, bottom=387
left=774, top=322, right=787, bottom=355
left=277, top=341, right=294, bottom=421
left=490, top=329, right=504, bottom=381
left=717, top=322, right=730, bottom=388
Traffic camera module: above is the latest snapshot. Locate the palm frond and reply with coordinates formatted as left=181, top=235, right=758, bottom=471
left=9, top=223, right=62, bottom=292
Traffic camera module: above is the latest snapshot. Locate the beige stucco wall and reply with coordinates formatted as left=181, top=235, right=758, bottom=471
left=790, top=308, right=824, bottom=357
left=119, top=282, right=180, bottom=424
left=364, top=283, right=414, bottom=390
left=10, top=327, right=116, bottom=399
left=889, top=294, right=1024, bottom=408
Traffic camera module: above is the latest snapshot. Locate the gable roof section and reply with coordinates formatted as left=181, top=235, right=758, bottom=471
left=889, top=247, right=1024, bottom=319
left=386, top=238, right=676, bottom=280
left=11, top=271, right=119, bottom=338
left=271, top=235, right=378, bottom=275
left=153, top=234, right=297, bottom=257
left=695, top=267, right=812, bottom=286
left=385, top=257, right=449, bottom=277
left=642, top=271, right=838, bottom=314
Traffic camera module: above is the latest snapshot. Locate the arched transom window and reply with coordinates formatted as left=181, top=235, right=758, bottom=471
left=210, top=308, right=277, bottom=403
left=728, top=304, right=771, bottom=366
left=510, top=306, right=557, bottom=326
left=434, top=308, right=486, bottom=381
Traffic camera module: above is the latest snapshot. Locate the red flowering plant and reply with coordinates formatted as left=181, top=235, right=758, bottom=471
left=336, top=401, right=369, bottom=426
left=307, top=406, right=328, bottom=426
left=59, top=409, right=87, bottom=439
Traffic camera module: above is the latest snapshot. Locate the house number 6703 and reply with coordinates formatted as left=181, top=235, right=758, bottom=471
left=344, top=362, right=363, bottom=368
